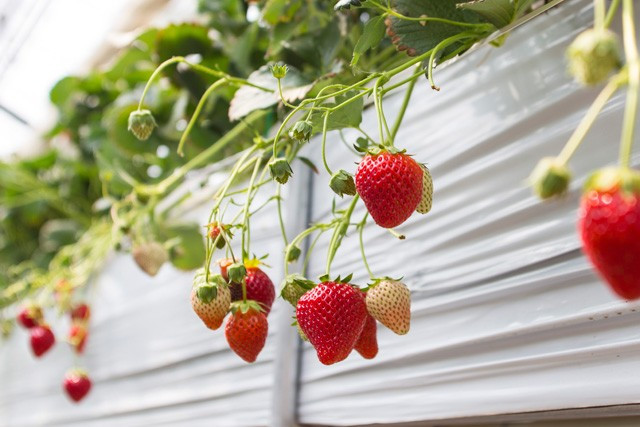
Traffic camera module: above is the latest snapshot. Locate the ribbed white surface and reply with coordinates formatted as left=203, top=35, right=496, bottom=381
left=298, top=2, right=640, bottom=425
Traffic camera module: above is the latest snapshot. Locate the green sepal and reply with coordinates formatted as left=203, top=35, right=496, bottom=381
left=584, top=167, right=640, bottom=196
left=329, top=170, right=357, bottom=198
left=230, top=300, right=264, bottom=314
left=285, top=244, right=302, bottom=263
left=269, top=157, right=294, bottom=184
left=280, top=273, right=316, bottom=307
left=227, top=262, right=247, bottom=283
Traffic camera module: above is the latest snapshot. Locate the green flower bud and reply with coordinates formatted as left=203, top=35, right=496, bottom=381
left=227, top=262, right=247, bottom=283
left=530, top=157, right=571, bottom=200
left=286, top=244, right=302, bottom=263
left=269, top=158, right=293, bottom=184
left=329, top=169, right=357, bottom=197
left=127, top=109, right=157, bottom=141
left=567, top=28, right=622, bottom=86
left=290, top=121, right=313, bottom=143
left=270, top=63, right=288, bottom=79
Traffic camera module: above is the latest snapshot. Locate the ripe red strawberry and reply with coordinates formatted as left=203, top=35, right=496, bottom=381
left=191, top=270, right=231, bottom=330
left=366, top=279, right=411, bottom=335
left=70, top=303, right=90, bottom=323
left=296, top=281, right=367, bottom=365
left=68, top=324, right=88, bottom=354
left=225, top=302, right=268, bottom=363
left=30, top=325, right=56, bottom=357
left=579, top=168, right=640, bottom=300
left=207, top=222, right=227, bottom=249
left=17, top=304, right=43, bottom=329
left=63, top=369, right=92, bottom=403
left=229, top=261, right=275, bottom=315
left=354, top=313, right=378, bottom=359
left=355, top=150, right=423, bottom=228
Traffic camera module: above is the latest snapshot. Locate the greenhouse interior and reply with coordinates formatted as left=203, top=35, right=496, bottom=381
left=1, top=0, right=640, bottom=426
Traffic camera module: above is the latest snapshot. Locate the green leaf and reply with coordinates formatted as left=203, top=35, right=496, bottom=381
left=457, top=0, right=514, bottom=28
left=387, top=0, right=484, bottom=57
left=228, top=64, right=312, bottom=121
left=351, top=15, right=386, bottom=67
left=163, top=224, right=206, bottom=271
left=309, top=90, right=363, bottom=132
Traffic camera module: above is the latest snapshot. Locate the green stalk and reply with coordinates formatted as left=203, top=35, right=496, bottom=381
left=620, top=0, right=639, bottom=168
left=557, top=74, right=624, bottom=165
left=390, top=66, right=419, bottom=141
left=325, top=195, right=359, bottom=276
left=358, top=214, right=374, bottom=279
left=241, top=157, right=263, bottom=260
left=321, top=111, right=333, bottom=175
left=176, top=78, right=228, bottom=156
left=604, top=0, right=621, bottom=28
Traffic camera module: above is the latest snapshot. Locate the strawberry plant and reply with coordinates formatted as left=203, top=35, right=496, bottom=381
left=0, top=0, right=638, bottom=404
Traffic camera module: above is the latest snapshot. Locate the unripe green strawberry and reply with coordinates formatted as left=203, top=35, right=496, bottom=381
left=416, top=164, right=433, bottom=214
left=290, top=120, right=313, bottom=143
left=270, top=63, right=288, bottom=79
left=128, top=109, right=157, bottom=141
left=366, top=279, right=411, bottom=335
left=269, top=158, right=293, bottom=184
left=567, top=28, right=622, bottom=86
left=329, top=170, right=357, bottom=198
left=280, top=274, right=315, bottom=307
left=191, top=270, right=231, bottom=330
left=132, top=242, right=168, bottom=277
left=530, top=157, right=571, bottom=200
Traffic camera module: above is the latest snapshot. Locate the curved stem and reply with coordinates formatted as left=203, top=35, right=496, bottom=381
left=325, top=195, right=360, bottom=276
left=428, top=33, right=474, bottom=91
left=277, top=79, right=297, bottom=109
left=321, top=111, right=333, bottom=175
left=137, top=57, right=183, bottom=110
left=358, top=214, right=374, bottom=279
left=391, top=66, right=419, bottom=140
left=557, top=74, right=624, bottom=165
left=276, top=184, right=288, bottom=245
left=604, top=0, right=621, bottom=28
left=620, top=0, right=639, bottom=168
left=241, top=156, right=262, bottom=260
left=373, top=77, right=387, bottom=146
left=177, top=78, right=228, bottom=156
left=594, top=0, right=606, bottom=28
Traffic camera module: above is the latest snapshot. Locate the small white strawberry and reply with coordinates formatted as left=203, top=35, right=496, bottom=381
left=366, top=279, right=411, bottom=335
left=191, top=269, right=231, bottom=330
left=416, top=165, right=433, bottom=214
left=132, top=242, right=168, bottom=277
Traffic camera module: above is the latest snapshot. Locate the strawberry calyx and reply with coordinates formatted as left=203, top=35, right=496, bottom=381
left=357, top=144, right=408, bottom=156
left=584, top=167, right=640, bottom=196
left=230, top=300, right=264, bottom=314
left=66, top=368, right=89, bottom=379
left=364, top=276, right=404, bottom=291
left=318, top=273, right=354, bottom=285
left=193, top=269, right=227, bottom=303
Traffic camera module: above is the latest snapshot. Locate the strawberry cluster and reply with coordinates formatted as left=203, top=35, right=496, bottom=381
left=290, top=277, right=410, bottom=365
left=191, top=259, right=275, bottom=362
left=16, top=302, right=93, bottom=403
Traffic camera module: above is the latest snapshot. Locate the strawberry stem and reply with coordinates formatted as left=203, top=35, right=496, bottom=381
left=620, top=0, right=639, bottom=168
left=557, top=74, right=624, bottom=165
left=325, top=195, right=359, bottom=276
left=604, top=0, right=621, bottom=28
left=390, top=65, right=420, bottom=141
left=357, top=213, right=375, bottom=279
left=176, top=78, right=228, bottom=157
left=594, top=0, right=606, bottom=29
left=241, top=158, right=263, bottom=261
left=321, top=111, right=334, bottom=175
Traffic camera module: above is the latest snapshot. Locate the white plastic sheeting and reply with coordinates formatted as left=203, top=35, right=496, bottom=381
left=297, top=2, right=640, bottom=425
left=2, top=1, right=640, bottom=426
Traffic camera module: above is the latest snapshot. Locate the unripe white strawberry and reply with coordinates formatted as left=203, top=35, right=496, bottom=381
left=128, top=109, right=157, bottom=141
left=416, top=165, right=433, bottom=214
left=366, top=279, right=411, bottom=335
left=191, top=270, right=231, bottom=330
left=132, top=242, right=168, bottom=277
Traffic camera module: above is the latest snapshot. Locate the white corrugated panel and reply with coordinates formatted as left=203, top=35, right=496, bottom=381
left=297, top=2, right=640, bottom=425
